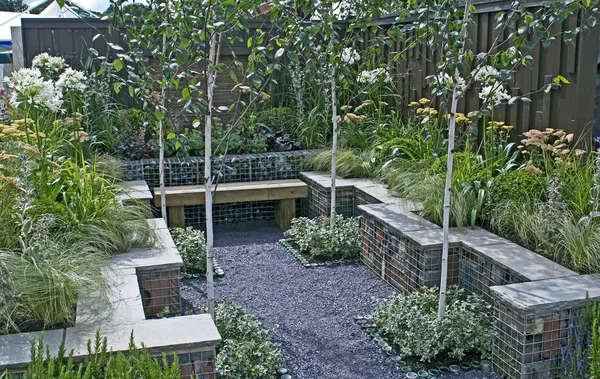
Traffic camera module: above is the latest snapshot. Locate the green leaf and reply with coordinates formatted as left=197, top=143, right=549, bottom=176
left=287, top=51, right=299, bottom=63
left=247, top=38, right=253, bottom=48
left=167, top=132, right=176, bottom=140
left=553, top=75, right=570, bottom=85
left=113, top=82, right=121, bottom=94
left=230, top=71, right=238, bottom=83
left=56, top=0, right=65, bottom=7
left=113, top=59, right=124, bottom=72
left=155, top=109, right=165, bottom=121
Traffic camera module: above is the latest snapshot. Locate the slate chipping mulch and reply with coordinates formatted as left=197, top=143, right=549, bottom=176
left=181, top=220, right=502, bottom=379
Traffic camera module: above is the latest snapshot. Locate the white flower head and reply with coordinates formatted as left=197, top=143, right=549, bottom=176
left=479, top=84, right=510, bottom=109
left=32, top=53, right=66, bottom=74
left=340, top=47, right=360, bottom=65
left=436, top=72, right=467, bottom=94
left=5, top=68, right=63, bottom=113
left=472, top=65, right=499, bottom=85
left=56, top=68, right=87, bottom=93
left=357, top=68, right=391, bottom=85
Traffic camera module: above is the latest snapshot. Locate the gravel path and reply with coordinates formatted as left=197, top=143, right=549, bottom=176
left=181, top=220, right=502, bottom=379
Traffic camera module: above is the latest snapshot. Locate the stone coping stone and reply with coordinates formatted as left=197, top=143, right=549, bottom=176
left=490, top=274, right=600, bottom=313
left=75, top=267, right=146, bottom=328
left=110, top=218, right=182, bottom=271
left=358, top=203, right=439, bottom=232
left=300, top=171, right=422, bottom=211
left=66, top=314, right=221, bottom=358
left=464, top=241, right=577, bottom=282
left=299, top=171, right=356, bottom=189
left=115, top=180, right=153, bottom=204
left=147, top=217, right=169, bottom=230
left=403, top=227, right=501, bottom=248
left=0, top=328, right=65, bottom=371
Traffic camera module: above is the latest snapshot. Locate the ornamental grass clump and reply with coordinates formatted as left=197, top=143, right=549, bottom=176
left=373, top=287, right=493, bottom=362
left=285, top=216, right=361, bottom=261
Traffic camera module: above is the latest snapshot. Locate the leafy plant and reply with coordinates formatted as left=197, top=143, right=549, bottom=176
left=488, top=169, right=546, bottom=205
left=373, top=287, right=493, bottom=362
left=215, top=301, right=283, bottom=379
left=254, top=107, right=299, bottom=135
left=284, top=216, right=361, bottom=261
left=170, top=227, right=207, bottom=277
left=15, top=331, right=181, bottom=378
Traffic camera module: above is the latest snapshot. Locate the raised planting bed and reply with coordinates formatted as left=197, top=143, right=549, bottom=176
left=491, top=275, right=600, bottom=379
left=0, top=217, right=221, bottom=379
left=354, top=315, right=500, bottom=379
left=279, top=238, right=361, bottom=268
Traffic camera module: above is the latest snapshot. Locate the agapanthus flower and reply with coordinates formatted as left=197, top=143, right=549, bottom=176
left=56, top=68, right=87, bottom=93
left=436, top=72, right=467, bottom=94
left=357, top=68, right=391, bottom=84
left=472, top=65, right=499, bottom=85
left=5, top=68, right=63, bottom=113
left=31, top=53, right=65, bottom=73
left=479, top=84, right=510, bottom=109
left=340, top=47, right=360, bottom=65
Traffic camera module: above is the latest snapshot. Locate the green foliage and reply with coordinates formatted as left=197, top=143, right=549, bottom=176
left=488, top=169, right=546, bottom=205
left=284, top=216, right=361, bottom=261
left=304, top=149, right=376, bottom=178
left=215, top=301, right=283, bottom=379
left=591, top=319, right=600, bottom=379
left=170, top=227, right=207, bottom=276
left=18, top=331, right=181, bottom=378
left=373, top=287, right=493, bottom=362
left=248, top=136, right=268, bottom=153
left=0, top=0, right=27, bottom=12
left=254, top=107, right=298, bottom=135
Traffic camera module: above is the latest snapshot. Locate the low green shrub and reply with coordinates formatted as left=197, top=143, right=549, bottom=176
left=255, top=107, right=299, bottom=135
left=170, top=227, right=207, bottom=276
left=373, top=287, right=493, bottom=362
left=4, top=331, right=181, bottom=378
left=215, top=301, right=283, bottom=379
left=284, top=216, right=361, bottom=261
left=488, top=169, right=545, bottom=205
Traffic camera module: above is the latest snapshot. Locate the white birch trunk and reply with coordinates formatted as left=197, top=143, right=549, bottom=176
left=330, top=68, right=338, bottom=227
left=159, top=27, right=167, bottom=223
left=205, top=26, right=218, bottom=319
left=437, top=0, right=471, bottom=320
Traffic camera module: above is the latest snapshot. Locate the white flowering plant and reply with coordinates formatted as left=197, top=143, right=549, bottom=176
left=31, top=53, right=66, bottom=80
left=5, top=68, right=63, bottom=113
left=357, top=67, right=392, bottom=85
left=340, top=47, right=360, bottom=65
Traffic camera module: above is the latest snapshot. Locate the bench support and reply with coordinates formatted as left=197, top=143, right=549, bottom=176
left=274, top=199, right=296, bottom=230
left=167, top=206, right=186, bottom=228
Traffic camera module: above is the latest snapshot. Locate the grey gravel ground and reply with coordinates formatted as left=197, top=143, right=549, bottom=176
left=181, top=220, right=502, bottom=379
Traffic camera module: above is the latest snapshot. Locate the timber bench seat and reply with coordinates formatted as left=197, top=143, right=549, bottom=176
left=154, top=179, right=308, bottom=229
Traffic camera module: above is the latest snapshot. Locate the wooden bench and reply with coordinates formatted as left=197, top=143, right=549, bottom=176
left=154, top=179, right=308, bottom=229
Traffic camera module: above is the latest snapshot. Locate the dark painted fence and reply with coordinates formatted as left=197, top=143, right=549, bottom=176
left=19, top=2, right=600, bottom=139
left=371, top=0, right=600, bottom=140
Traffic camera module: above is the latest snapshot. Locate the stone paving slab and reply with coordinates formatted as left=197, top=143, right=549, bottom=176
left=403, top=227, right=500, bottom=248
left=66, top=314, right=221, bottom=357
left=466, top=242, right=577, bottom=282
left=358, top=203, right=439, bottom=232
left=115, top=180, right=153, bottom=204
left=491, top=274, right=600, bottom=312
left=0, top=329, right=64, bottom=372
left=75, top=267, right=146, bottom=328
